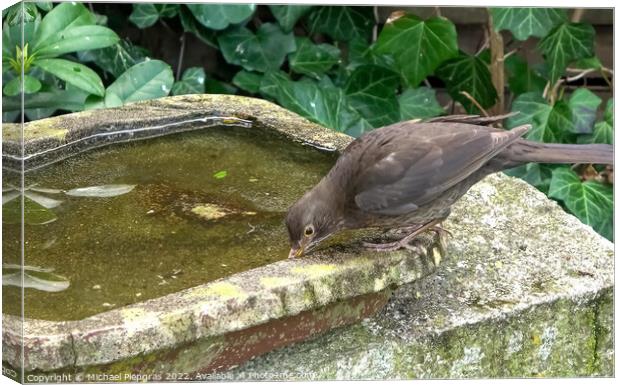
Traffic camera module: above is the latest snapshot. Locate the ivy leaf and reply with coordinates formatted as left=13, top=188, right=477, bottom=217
left=232, top=70, right=262, bottom=93
left=105, top=59, right=173, bottom=107
left=289, top=37, right=340, bottom=79
left=186, top=4, right=256, bottom=31
left=505, top=54, right=547, bottom=96
left=259, top=71, right=369, bottom=135
left=375, top=14, right=458, bottom=87
left=579, top=99, right=614, bottom=145
left=548, top=167, right=613, bottom=240
left=538, top=23, right=595, bottom=84
left=129, top=4, right=160, bottom=28
left=179, top=6, right=217, bottom=48
left=306, top=6, right=374, bottom=42
left=399, top=87, right=444, bottom=120
left=35, top=58, right=105, bottom=96
left=436, top=52, right=497, bottom=114
left=573, top=56, right=603, bottom=70
left=567, top=88, right=601, bottom=134
left=504, top=163, right=555, bottom=194
left=156, top=4, right=179, bottom=18
left=507, top=92, right=575, bottom=143
left=77, top=40, right=149, bottom=78
left=218, top=23, right=296, bottom=73
left=269, top=5, right=313, bottom=32
left=346, top=38, right=395, bottom=72
left=490, top=8, right=567, bottom=40
left=172, top=67, right=206, bottom=95
left=344, top=65, right=400, bottom=127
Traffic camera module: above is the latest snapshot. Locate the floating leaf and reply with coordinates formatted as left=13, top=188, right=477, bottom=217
left=306, top=6, right=373, bottom=42
left=507, top=92, right=575, bottom=143
left=3, top=271, right=70, bottom=292
left=232, top=70, right=262, bottom=93
left=213, top=170, right=228, bottom=179
left=538, top=23, right=595, bottom=84
left=548, top=167, right=613, bottom=240
left=399, top=87, right=445, bottom=120
left=218, top=23, right=296, bottom=73
left=375, top=14, right=458, bottom=87
left=436, top=52, right=497, bottom=114
left=24, top=190, right=62, bottom=209
left=187, top=3, right=255, bottom=31
left=172, top=67, right=206, bottom=95
left=505, top=54, right=547, bottom=96
left=288, top=37, right=340, bottom=79
left=490, top=8, right=567, bottom=40
left=2, top=190, right=20, bottom=205
left=567, top=88, right=601, bottom=134
left=344, top=65, right=400, bottom=127
left=105, top=60, right=173, bottom=107
left=65, top=184, right=135, bottom=197
left=269, top=5, right=313, bottom=32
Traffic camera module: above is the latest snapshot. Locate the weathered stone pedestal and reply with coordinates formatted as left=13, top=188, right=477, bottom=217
left=230, top=173, right=614, bottom=379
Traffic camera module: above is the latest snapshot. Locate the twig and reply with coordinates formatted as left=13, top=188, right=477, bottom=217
left=503, top=49, right=518, bottom=61
left=434, top=7, right=442, bottom=17
left=176, top=32, right=186, bottom=81
left=488, top=10, right=505, bottom=115
left=566, top=68, right=596, bottom=82
left=247, top=223, right=256, bottom=234
left=372, top=6, right=379, bottom=42
left=424, top=78, right=432, bottom=88
left=459, top=91, right=489, bottom=117
left=571, top=8, right=585, bottom=22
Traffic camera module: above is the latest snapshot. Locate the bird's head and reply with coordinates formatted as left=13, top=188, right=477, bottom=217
left=285, top=192, right=342, bottom=259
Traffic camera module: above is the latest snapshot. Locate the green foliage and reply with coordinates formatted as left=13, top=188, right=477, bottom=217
left=375, top=14, right=458, bottom=87
left=538, top=23, right=595, bottom=83
left=490, top=8, right=567, bottom=40
left=2, top=4, right=612, bottom=240
left=549, top=168, right=613, bottom=240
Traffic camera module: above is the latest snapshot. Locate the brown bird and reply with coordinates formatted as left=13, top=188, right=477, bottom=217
left=285, top=114, right=613, bottom=258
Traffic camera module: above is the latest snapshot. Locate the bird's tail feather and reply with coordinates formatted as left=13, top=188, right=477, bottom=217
left=503, top=139, right=614, bottom=166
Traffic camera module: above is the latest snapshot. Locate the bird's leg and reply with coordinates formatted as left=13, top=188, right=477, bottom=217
left=363, top=219, right=443, bottom=252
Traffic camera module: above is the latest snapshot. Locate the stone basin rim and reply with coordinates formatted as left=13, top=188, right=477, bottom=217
left=2, top=94, right=444, bottom=372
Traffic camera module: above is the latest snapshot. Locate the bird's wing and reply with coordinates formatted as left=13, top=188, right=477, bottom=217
left=353, top=122, right=529, bottom=215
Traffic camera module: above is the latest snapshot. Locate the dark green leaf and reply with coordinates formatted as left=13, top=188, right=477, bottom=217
left=35, top=2, right=54, bottom=12
left=567, top=88, right=601, bottom=134
left=504, top=163, right=554, bottom=194
left=259, top=71, right=369, bottom=134
left=289, top=37, right=341, bottom=79
left=105, top=59, right=174, bottom=106
left=129, top=4, right=160, bottom=28
left=179, top=6, right=218, bottom=48
left=399, top=87, right=444, bottom=120
left=156, top=4, right=179, bottom=18
left=579, top=99, right=614, bottom=145
left=490, top=8, right=567, bottom=40
left=3, top=196, right=57, bottom=225
left=507, top=92, right=575, bottom=143
left=33, top=2, right=95, bottom=50
left=344, top=65, right=400, bottom=127
left=84, top=94, right=105, bottom=110
left=604, top=98, right=613, bottom=126
left=538, top=23, right=595, bottom=84
left=204, top=79, right=237, bottom=95
left=306, top=6, right=374, bottom=42
left=375, top=14, right=458, bottom=87
left=25, top=107, right=56, bottom=121
left=505, top=54, right=547, bottom=96
left=3, top=88, right=87, bottom=112
left=573, top=56, right=602, bottom=70
left=346, top=38, right=395, bottom=71
left=34, top=25, right=119, bottom=57
left=269, top=5, right=313, bottom=32
left=232, top=70, right=262, bottom=93
left=35, top=58, right=104, bottom=96
left=187, top=4, right=256, bottom=30
left=436, top=52, right=497, bottom=114
left=78, top=40, right=149, bottom=78
left=218, top=23, right=296, bottom=73
left=548, top=167, right=613, bottom=240
left=3, top=75, right=41, bottom=96
left=172, top=67, right=206, bottom=95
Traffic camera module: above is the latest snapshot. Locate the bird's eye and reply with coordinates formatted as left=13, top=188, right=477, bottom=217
left=304, top=226, right=314, bottom=237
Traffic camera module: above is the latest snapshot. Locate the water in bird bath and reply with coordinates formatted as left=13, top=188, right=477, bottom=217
left=2, top=126, right=337, bottom=321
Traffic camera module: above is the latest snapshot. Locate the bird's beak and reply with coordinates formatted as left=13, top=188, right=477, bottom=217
left=288, top=239, right=308, bottom=259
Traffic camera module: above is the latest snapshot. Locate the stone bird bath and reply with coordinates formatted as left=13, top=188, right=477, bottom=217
left=2, top=95, right=446, bottom=380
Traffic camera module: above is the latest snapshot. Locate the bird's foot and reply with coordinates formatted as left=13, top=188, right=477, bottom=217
left=362, top=219, right=446, bottom=253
